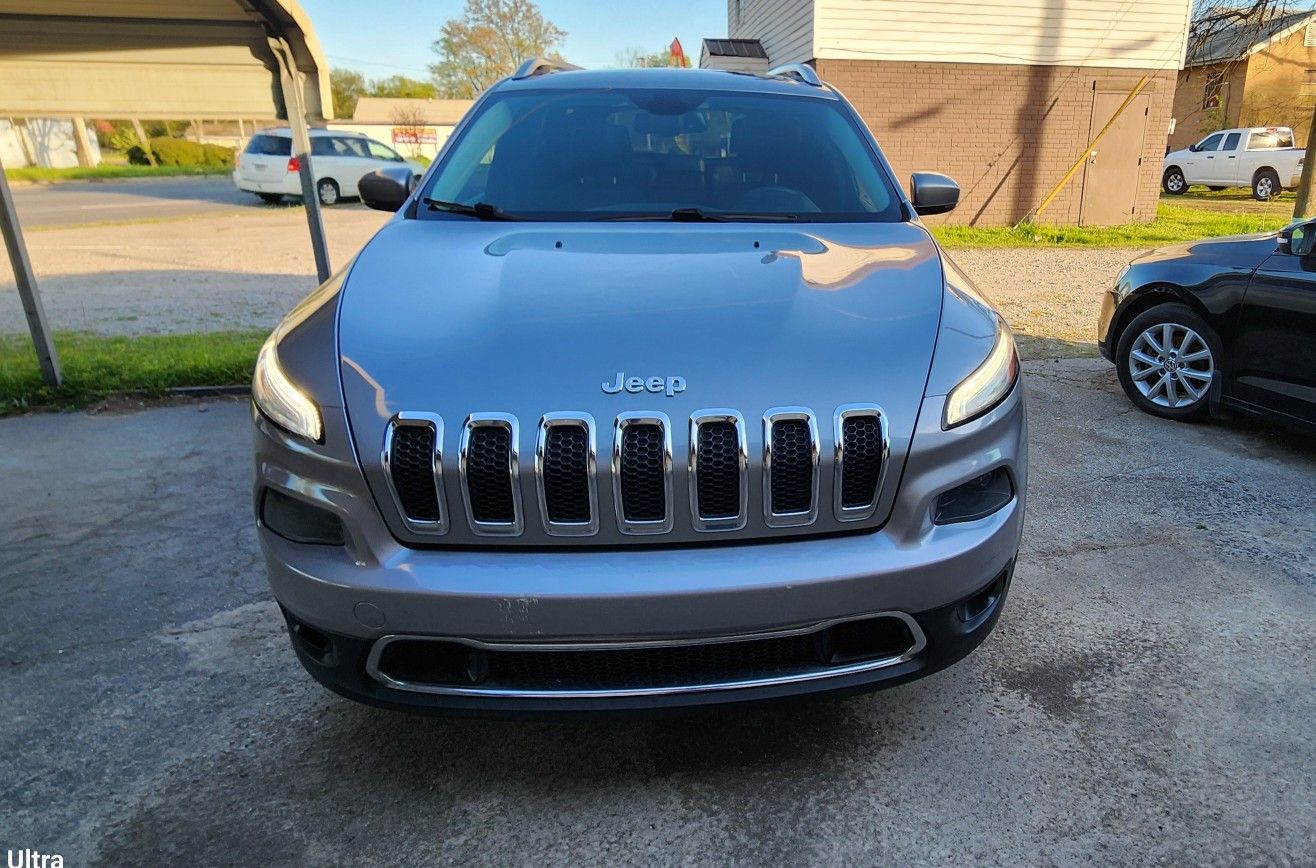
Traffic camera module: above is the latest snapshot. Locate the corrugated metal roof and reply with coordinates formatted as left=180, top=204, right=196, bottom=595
left=1189, top=10, right=1316, bottom=66
left=701, top=38, right=768, bottom=59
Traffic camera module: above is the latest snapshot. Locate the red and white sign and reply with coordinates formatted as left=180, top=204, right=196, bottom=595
left=392, top=127, right=437, bottom=145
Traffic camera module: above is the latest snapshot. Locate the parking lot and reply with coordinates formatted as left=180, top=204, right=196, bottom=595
left=3, top=339, right=1313, bottom=863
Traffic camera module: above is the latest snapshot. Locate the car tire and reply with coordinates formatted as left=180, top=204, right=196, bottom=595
left=1162, top=168, right=1187, bottom=195
left=1207, top=185, right=1227, bottom=192
left=1253, top=169, right=1280, bottom=201
left=1115, top=302, right=1218, bottom=422
left=316, top=179, right=340, bottom=207
left=257, top=193, right=283, bottom=204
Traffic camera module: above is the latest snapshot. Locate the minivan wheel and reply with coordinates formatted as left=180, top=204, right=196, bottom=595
left=1162, top=168, right=1187, bottom=194
left=317, top=179, right=340, bottom=206
left=1115, top=302, right=1217, bottom=422
left=1253, top=169, right=1280, bottom=201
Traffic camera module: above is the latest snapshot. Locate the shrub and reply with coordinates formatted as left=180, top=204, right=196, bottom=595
left=127, top=136, right=235, bottom=167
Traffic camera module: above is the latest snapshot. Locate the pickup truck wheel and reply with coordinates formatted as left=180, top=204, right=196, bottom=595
left=1116, top=302, right=1217, bottom=422
left=1162, top=168, right=1187, bottom=195
left=1253, top=169, right=1280, bottom=201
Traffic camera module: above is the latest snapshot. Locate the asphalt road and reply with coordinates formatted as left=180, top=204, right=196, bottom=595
left=2, top=358, right=1314, bottom=865
left=9, top=177, right=364, bottom=228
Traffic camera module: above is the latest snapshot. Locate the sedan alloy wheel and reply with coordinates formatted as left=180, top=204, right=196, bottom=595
left=1128, top=322, right=1214, bottom=409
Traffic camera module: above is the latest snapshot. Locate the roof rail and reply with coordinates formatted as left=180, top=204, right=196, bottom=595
left=512, top=57, right=582, bottom=79
left=766, top=62, right=821, bottom=87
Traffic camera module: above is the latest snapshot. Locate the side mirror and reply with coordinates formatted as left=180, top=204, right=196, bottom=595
left=910, top=172, right=960, bottom=216
left=359, top=166, right=415, bottom=212
left=1280, top=220, right=1316, bottom=256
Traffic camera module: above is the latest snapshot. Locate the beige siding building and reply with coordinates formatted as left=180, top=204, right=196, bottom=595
left=703, top=0, right=1193, bottom=225
left=1169, top=12, right=1316, bottom=151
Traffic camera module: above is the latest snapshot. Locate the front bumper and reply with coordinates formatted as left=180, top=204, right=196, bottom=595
left=255, top=383, right=1026, bottom=711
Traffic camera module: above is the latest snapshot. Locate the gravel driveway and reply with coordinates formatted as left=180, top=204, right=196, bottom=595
left=1, top=208, right=1139, bottom=355
left=3, top=357, right=1312, bottom=865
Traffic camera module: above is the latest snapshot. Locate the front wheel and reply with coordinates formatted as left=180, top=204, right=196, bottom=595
left=1162, top=168, right=1187, bottom=195
left=1253, top=169, right=1280, bottom=201
left=1115, top=303, right=1217, bottom=422
left=316, top=178, right=340, bottom=207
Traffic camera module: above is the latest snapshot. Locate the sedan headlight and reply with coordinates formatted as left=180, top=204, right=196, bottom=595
left=943, top=319, right=1019, bottom=429
left=253, top=334, right=322, bottom=442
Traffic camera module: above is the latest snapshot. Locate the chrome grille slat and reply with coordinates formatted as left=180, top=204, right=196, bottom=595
left=459, top=414, right=523, bottom=536
left=688, top=410, right=748, bottom=532
left=382, top=413, right=447, bottom=534
left=612, top=412, right=673, bottom=534
left=536, top=413, right=598, bottom=536
left=834, top=405, right=889, bottom=522
left=762, top=408, right=820, bottom=527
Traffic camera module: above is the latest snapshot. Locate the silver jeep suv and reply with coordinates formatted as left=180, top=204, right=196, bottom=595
left=252, top=62, right=1026, bottom=712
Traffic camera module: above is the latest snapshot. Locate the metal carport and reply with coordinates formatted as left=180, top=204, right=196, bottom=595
left=0, top=0, right=335, bottom=386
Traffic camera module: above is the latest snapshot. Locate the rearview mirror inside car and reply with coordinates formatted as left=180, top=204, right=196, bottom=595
left=359, top=167, right=415, bottom=212
left=910, top=172, right=960, bottom=216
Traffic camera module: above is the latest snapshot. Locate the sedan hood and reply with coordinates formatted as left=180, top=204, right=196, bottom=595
left=337, top=219, right=946, bottom=544
left=1131, top=231, right=1280, bottom=270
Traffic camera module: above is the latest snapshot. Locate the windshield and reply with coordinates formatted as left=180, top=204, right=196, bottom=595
left=421, top=88, right=902, bottom=222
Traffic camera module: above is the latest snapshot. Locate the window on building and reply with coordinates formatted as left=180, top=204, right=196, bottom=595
left=1203, top=71, right=1225, bottom=110
left=1303, top=69, right=1316, bottom=105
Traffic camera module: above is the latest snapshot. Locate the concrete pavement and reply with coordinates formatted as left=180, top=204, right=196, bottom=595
left=1, top=359, right=1313, bottom=865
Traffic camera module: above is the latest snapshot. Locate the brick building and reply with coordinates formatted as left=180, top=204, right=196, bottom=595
left=701, top=0, right=1193, bottom=226
left=1170, top=11, right=1316, bottom=151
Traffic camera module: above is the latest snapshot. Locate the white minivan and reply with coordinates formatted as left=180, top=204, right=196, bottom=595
left=233, top=128, right=425, bottom=206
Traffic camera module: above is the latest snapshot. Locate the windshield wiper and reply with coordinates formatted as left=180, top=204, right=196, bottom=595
left=424, top=199, right=517, bottom=221
left=599, top=208, right=804, bottom=223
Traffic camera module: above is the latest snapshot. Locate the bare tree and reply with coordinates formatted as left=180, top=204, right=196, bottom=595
left=390, top=106, right=430, bottom=159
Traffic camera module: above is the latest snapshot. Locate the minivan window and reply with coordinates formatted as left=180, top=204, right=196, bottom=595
left=422, top=89, right=901, bottom=221
left=244, top=134, right=291, bottom=157
left=367, top=140, right=404, bottom=161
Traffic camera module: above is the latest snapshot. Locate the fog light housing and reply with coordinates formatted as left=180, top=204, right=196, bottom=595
left=934, top=467, right=1013, bottom=524
left=260, top=488, right=345, bottom=545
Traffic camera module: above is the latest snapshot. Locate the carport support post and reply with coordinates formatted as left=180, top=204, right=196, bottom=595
left=0, top=154, right=61, bottom=387
left=269, top=37, right=331, bottom=283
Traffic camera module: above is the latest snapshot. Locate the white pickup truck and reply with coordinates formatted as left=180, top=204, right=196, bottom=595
left=1162, top=126, right=1305, bottom=200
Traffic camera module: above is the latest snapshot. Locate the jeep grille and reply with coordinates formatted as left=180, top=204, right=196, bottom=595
left=380, top=405, right=887, bottom=543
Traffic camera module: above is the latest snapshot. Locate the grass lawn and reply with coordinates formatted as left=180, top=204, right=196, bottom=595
left=5, top=164, right=231, bottom=183
left=934, top=200, right=1293, bottom=248
left=0, top=331, right=263, bottom=414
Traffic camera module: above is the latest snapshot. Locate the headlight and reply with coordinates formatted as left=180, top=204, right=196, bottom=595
left=943, top=318, right=1019, bottom=429
left=253, top=334, right=322, bottom=442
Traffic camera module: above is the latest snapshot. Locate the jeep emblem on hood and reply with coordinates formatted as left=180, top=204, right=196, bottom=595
left=602, top=372, right=687, bottom=397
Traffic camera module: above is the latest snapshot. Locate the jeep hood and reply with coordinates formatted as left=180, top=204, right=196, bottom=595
left=337, top=220, right=946, bottom=538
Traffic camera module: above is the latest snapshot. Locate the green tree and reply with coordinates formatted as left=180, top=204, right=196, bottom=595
left=369, top=75, right=439, bottom=99
left=330, top=68, right=367, bottom=118
left=429, top=0, right=567, bottom=99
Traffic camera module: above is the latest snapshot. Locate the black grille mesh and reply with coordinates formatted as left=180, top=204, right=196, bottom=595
left=466, top=425, right=516, bottom=523
left=620, top=423, right=666, bottom=522
left=389, top=425, right=440, bottom=522
left=696, top=421, right=741, bottom=519
left=841, top=415, right=883, bottom=509
left=542, top=424, right=591, bottom=524
left=770, top=419, right=813, bottom=514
